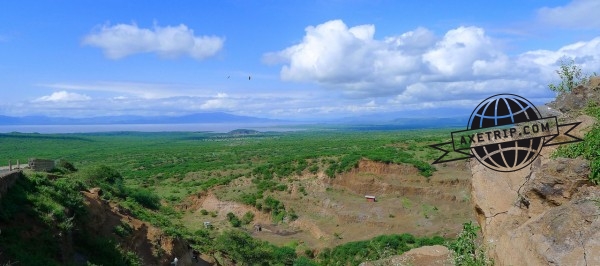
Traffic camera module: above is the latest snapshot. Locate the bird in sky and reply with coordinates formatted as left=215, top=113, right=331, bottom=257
left=249, top=76, right=251, bottom=80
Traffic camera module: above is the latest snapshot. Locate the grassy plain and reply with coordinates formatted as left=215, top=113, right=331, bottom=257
left=0, top=126, right=474, bottom=265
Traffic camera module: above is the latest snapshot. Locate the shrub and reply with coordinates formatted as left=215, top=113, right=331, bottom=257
left=128, top=188, right=161, bottom=210
left=56, top=159, right=77, bottom=172
left=449, top=221, right=492, bottom=266
left=242, top=211, right=255, bottom=225
left=114, top=223, right=133, bottom=237
left=227, top=212, right=242, bottom=227
left=83, top=165, right=123, bottom=186
left=548, top=58, right=593, bottom=94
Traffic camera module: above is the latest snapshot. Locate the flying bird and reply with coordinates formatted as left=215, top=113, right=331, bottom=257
left=249, top=76, right=251, bottom=80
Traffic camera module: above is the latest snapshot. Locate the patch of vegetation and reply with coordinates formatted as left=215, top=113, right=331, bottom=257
left=554, top=102, right=600, bottom=184
left=114, top=223, right=134, bottom=237
left=548, top=58, right=595, bottom=94
left=401, top=197, right=412, bottom=209
left=318, top=233, right=446, bottom=266
left=449, top=221, right=492, bottom=266
left=422, top=204, right=439, bottom=219
left=210, top=230, right=297, bottom=265
left=241, top=211, right=255, bottom=225
left=0, top=170, right=145, bottom=265
left=226, top=212, right=242, bottom=227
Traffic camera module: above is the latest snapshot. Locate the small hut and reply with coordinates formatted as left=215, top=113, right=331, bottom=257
left=365, top=195, right=376, bottom=202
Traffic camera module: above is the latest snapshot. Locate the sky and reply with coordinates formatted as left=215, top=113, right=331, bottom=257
left=1, top=0, right=600, bottom=121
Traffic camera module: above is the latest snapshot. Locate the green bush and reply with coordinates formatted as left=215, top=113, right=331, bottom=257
left=114, top=223, right=133, bottom=237
left=242, top=211, right=255, bottom=225
left=83, top=165, right=123, bottom=185
left=317, top=233, right=447, bottom=265
left=56, top=159, right=78, bottom=172
left=449, top=221, right=492, bottom=266
left=127, top=188, right=161, bottom=210
left=227, top=212, right=242, bottom=227
left=548, top=58, right=594, bottom=94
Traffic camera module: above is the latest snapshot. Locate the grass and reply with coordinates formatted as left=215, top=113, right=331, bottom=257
left=553, top=102, right=600, bottom=184
left=0, top=128, right=460, bottom=265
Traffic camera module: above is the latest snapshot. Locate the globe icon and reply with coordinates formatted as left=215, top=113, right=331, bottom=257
left=468, top=94, right=544, bottom=172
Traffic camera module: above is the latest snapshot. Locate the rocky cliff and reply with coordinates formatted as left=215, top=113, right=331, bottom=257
left=471, top=79, right=600, bottom=265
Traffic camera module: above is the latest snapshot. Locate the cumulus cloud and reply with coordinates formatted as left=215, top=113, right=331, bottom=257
left=264, top=20, right=378, bottom=84
left=83, top=22, right=224, bottom=60
left=33, top=91, right=91, bottom=102
left=265, top=20, right=508, bottom=95
left=423, top=26, right=504, bottom=78
left=266, top=19, right=600, bottom=105
left=537, top=0, right=600, bottom=29
left=515, top=36, right=600, bottom=81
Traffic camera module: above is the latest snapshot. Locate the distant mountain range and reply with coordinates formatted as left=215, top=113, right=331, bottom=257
left=0, top=112, right=279, bottom=125
left=0, top=111, right=471, bottom=129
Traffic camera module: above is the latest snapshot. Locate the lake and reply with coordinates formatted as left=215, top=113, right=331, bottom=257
left=0, top=123, right=308, bottom=134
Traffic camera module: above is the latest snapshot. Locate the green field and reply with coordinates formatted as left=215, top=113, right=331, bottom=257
left=0, top=127, right=469, bottom=265
left=1, top=128, right=455, bottom=193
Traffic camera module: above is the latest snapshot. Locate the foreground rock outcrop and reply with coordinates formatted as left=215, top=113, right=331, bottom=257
left=471, top=80, right=600, bottom=265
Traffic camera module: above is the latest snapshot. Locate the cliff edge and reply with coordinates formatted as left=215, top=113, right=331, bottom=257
left=470, top=78, right=600, bottom=265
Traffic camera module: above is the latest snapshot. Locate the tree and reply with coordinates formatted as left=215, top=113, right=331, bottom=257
left=548, top=58, right=591, bottom=94
left=83, top=165, right=123, bottom=186
left=214, top=230, right=272, bottom=265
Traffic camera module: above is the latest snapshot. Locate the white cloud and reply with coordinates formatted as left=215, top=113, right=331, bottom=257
left=83, top=22, right=224, bottom=60
left=33, top=91, right=91, bottom=102
left=263, top=20, right=424, bottom=91
left=200, top=93, right=237, bottom=110
left=537, top=0, right=600, bottom=29
left=264, top=20, right=376, bottom=83
left=267, top=19, right=600, bottom=108
left=265, top=21, right=507, bottom=95
left=423, top=26, right=504, bottom=78
left=516, top=36, right=600, bottom=81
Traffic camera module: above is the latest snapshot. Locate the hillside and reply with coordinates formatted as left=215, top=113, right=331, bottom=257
left=470, top=76, right=600, bottom=265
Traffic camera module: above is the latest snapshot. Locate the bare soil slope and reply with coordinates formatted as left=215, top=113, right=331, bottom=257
left=181, top=159, right=474, bottom=251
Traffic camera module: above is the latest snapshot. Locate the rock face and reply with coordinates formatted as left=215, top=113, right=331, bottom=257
left=471, top=155, right=600, bottom=265
left=471, top=80, right=600, bottom=265
left=548, top=79, right=600, bottom=114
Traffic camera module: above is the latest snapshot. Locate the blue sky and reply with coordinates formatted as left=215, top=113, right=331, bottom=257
left=1, top=0, right=599, bottom=120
